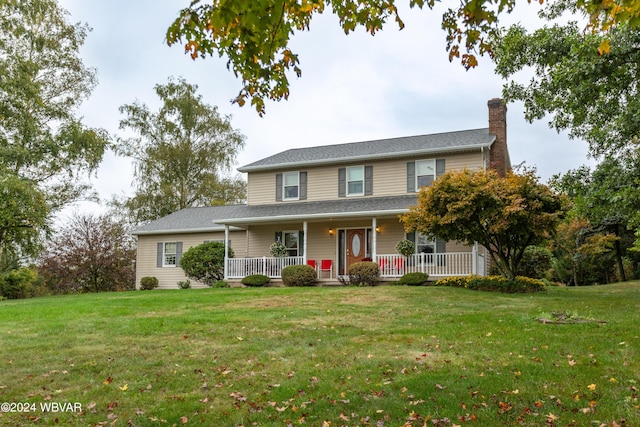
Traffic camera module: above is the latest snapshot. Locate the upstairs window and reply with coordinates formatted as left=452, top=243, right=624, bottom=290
left=276, top=172, right=307, bottom=201
left=407, top=159, right=445, bottom=192
left=416, top=159, right=436, bottom=189
left=283, top=172, right=299, bottom=200
left=347, top=166, right=364, bottom=196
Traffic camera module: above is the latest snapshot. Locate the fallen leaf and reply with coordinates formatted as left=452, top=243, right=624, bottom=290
left=180, top=415, right=188, bottom=424
left=119, top=384, right=129, bottom=391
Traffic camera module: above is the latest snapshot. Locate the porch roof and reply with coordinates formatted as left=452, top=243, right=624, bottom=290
left=238, top=129, right=495, bottom=172
left=131, top=195, right=418, bottom=235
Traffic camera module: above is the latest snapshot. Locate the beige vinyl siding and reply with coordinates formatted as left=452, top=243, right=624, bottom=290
left=135, top=231, right=246, bottom=290
left=246, top=151, right=484, bottom=205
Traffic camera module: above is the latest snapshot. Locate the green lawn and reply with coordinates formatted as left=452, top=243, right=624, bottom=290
left=0, top=283, right=638, bottom=426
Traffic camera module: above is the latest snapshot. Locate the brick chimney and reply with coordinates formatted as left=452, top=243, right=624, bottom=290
left=487, top=98, right=511, bottom=176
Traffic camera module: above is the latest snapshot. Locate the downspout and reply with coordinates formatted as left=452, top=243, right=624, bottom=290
left=303, top=221, right=308, bottom=265
left=481, top=146, right=487, bottom=171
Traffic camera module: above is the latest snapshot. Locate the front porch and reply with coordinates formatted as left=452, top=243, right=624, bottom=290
left=225, top=248, right=487, bottom=281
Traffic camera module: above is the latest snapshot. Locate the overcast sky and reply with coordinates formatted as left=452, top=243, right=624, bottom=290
left=57, top=0, right=594, bottom=217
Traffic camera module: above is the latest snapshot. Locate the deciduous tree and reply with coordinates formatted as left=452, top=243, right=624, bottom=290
left=116, top=77, right=246, bottom=225
left=0, top=174, right=48, bottom=266
left=37, top=213, right=136, bottom=293
left=166, top=0, right=640, bottom=115
left=493, top=19, right=640, bottom=157
left=0, top=0, right=109, bottom=259
left=401, top=169, right=567, bottom=279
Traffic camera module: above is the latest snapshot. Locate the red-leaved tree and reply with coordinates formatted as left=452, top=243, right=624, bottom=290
left=38, top=214, right=136, bottom=293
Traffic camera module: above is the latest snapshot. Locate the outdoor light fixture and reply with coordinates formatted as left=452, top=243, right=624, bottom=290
left=329, top=227, right=333, bottom=235
left=375, top=226, right=381, bottom=233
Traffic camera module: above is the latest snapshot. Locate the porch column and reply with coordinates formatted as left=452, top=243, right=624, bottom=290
left=303, top=221, right=308, bottom=264
left=472, top=242, right=478, bottom=275
left=224, top=224, right=230, bottom=279
left=372, top=217, right=377, bottom=261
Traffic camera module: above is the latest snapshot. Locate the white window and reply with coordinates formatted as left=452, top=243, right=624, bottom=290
left=416, top=233, right=436, bottom=255
left=284, top=231, right=299, bottom=257
left=283, top=172, right=299, bottom=200
left=347, top=166, right=364, bottom=196
left=163, top=242, right=177, bottom=267
left=416, top=159, right=436, bottom=189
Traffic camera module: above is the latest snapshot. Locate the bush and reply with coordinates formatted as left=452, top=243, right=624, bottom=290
left=212, top=280, right=230, bottom=288
left=399, top=272, right=430, bottom=286
left=281, top=265, right=317, bottom=287
left=0, top=268, right=42, bottom=299
left=140, top=276, right=159, bottom=290
left=180, top=241, right=233, bottom=287
left=269, top=241, right=287, bottom=257
left=241, top=274, right=270, bottom=287
left=517, top=245, right=553, bottom=279
left=342, top=261, right=380, bottom=287
left=435, top=275, right=546, bottom=293
left=177, top=280, right=191, bottom=289
left=395, top=239, right=415, bottom=257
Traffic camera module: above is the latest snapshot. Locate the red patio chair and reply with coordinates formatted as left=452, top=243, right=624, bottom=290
left=394, top=257, right=404, bottom=273
left=307, top=259, right=317, bottom=271
left=319, top=259, right=333, bottom=279
left=378, top=258, right=387, bottom=275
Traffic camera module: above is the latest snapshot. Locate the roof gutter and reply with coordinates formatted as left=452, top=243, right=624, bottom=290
left=132, top=225, right=244, bottom=236
left=214, top=207, right=412, bottom=225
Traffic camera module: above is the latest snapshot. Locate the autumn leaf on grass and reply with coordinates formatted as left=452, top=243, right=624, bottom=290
left=119, top=384, right=129, bottom=391
left=587, top=384, right=596, bottom=391
left=180, top=416, right=188, bottom=424
left=103, top=376, right=113, bottom=385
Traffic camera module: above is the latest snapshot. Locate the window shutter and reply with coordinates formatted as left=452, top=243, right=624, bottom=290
left=299, top=171, right=307, bottom=200
left=176, top=242, right=183, bottom=266
left=275, top=173, right=283, bottom=202
left=157, top=242, right=163, bottom=267
left=436, top=159, right=445, bottom=177
left=364, top=165, right=373, bottom=196
left=436, top=238, right=446, bottom=266
left=338, top=168, right=346, bottom=197
left=407, top=162, right=415, bottom=192
left=406, top=231, right=416, bottom=243
left=298, top=230, right=304, bottom=256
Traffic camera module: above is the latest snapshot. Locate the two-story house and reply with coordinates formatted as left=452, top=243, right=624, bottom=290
left=132, top=98, right=510, bottom=288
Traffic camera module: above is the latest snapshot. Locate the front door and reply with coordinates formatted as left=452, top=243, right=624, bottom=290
left=346, top=229, right=366, bottom=269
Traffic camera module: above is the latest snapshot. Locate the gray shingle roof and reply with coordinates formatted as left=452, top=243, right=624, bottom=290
left=131, top=195, right=418, bottom=235
left=238, top=128, right=495, bottom=172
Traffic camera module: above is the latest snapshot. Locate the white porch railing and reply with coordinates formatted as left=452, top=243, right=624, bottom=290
left=376, top=251, right=486, bottom=278
left=225, top=251, right=486, bottom=280
left=226, top=256, right=305, bottom=279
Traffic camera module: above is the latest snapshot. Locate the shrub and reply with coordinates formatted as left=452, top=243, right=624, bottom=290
left=395, top=239, right=415, bottom=257
left=343, top=261, right=380, bottom=287
left=0, top=268, right=42, bottom=299
left=242, top=274, right=271, bottom=287
left=435, top=275, right=545, bottom=293
left=212, top=280, right=230, bottom=288
left=269, top=241, right=287, bottom=257
left=180, top=241, right=233, bottom=287
left=399, top=272, right=430, bottom=286
left=140, top=276, right=159, bottom=290
left=281, top=265, right=317, bottom=287
left=177, top=280, right=191, bottom=289
left=517, top=245, right=553, bottom=279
